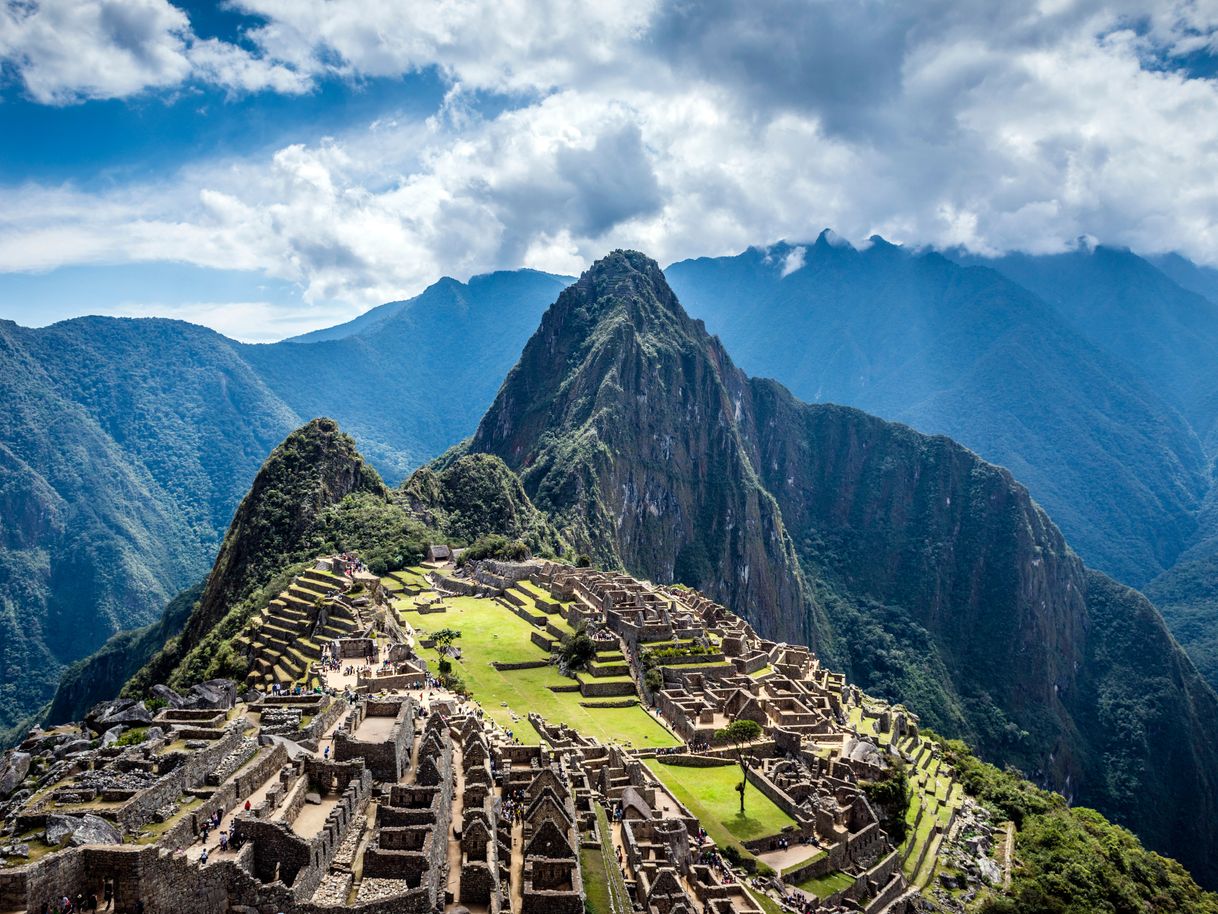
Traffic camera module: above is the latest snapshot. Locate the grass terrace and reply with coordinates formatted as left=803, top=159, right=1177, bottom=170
left=796, top=869, right=855, bottom=899
left=408, top=595, right=679, bottom=748
left=643, top=759, right=794, bottom=849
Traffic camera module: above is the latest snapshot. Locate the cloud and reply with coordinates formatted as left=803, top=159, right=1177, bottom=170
left=0, top=0, right=305, bottom=103
left=105, top=298, right=317, bottom=342
left=7, top=0, right=1218, bottom=339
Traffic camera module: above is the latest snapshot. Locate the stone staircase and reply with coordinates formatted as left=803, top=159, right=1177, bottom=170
left=237, top=566, right=364, bottom=688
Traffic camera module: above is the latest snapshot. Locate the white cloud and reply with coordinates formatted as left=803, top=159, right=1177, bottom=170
left=0, top=0, right=304, bottom=103
left=104, top=298, right=319, bottom=342
left=7, top=0, right=1218, bottom=339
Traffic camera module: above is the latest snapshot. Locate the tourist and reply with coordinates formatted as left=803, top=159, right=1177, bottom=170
left=244, top=799, right=251, bottom=812
left=200, top=847, right=209, bottom=865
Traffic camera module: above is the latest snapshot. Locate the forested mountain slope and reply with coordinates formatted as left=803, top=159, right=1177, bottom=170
left=0, top=270, right=566, bottom=738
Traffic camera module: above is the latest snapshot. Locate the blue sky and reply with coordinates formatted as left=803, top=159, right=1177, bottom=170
left=2, top=0, right=1218, bottom=341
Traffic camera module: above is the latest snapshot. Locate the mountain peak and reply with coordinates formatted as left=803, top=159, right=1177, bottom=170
left=580, top=249, right=670, bottom=298
left=552, top=249, right=692, bottom=336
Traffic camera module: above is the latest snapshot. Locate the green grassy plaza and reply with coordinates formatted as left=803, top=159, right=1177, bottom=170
left=406, top=593, right=679, bottom=748
left=643, top=758, right=795, bottom=847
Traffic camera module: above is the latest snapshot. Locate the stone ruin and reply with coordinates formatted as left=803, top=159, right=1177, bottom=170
left=0, top=554, right=977, bottom=913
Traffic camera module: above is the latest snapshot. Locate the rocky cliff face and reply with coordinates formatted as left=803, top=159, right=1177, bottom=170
left=468, top=251, right=820, bottom=646
left=464, top=250, right=1218, bottom=886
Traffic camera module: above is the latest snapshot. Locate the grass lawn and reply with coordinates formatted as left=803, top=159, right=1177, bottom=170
left=644, top=760, right=794, bottom=848
left=582, top=804, right=630, bottom=914
left=411, top=595, right=678, bottom=748
left=581, top=838, right=612, bottom=914
left=796, top=869, right=855, bottom=899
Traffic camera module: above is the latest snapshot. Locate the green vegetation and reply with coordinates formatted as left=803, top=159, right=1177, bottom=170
left=930, top=737, right=1218, bottom=913
left=457, top=533, right=531, bottom=564
left=557, top=625, right=597, bottom=671
left=796, top=870, right=855, bottom=900
left=409, top=594, right=677, bottom=747
left=1147, top=551, right=1218, bottom=691
left=114, top=727, right=149, bottom=747
left=860, top=761, right=909, bottom=844
left=644, top=759, right=793, bottom=849
left=403, top=452, right=566, bottom=558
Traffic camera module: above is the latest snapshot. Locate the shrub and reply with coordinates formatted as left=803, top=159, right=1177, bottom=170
left=115, top=727, right=149, bottom=747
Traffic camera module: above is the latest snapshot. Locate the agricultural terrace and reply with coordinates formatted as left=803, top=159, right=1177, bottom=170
left=643, top=758, right=795, bottom=849
left=404, top=592, right=680, bottom=749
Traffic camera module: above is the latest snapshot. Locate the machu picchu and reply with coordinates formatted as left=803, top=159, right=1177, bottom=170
left=0, top=548, right=1004, bottom=914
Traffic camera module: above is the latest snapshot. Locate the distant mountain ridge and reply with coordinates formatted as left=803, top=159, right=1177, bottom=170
left=666, top=233, right=1208, bottom=589
left=458, top=249, right=1218, bottom=887
left=0, top=269, right=567, bottom=738
left=10, top=234, right=1218, bottom=744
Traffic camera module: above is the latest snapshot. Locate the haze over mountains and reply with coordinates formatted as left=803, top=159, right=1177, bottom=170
left=6, top=232, right=1218, bottom=747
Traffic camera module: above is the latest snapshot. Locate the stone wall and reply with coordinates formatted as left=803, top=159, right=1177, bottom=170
left=333, top=699, right=413, bottom=782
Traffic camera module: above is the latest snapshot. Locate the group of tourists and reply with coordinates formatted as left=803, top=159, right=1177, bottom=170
left=197, top=807, right=245, bottom=864
left=37, top=882, right=129, bottom=914
left=495, top=787, right=528, bottom=824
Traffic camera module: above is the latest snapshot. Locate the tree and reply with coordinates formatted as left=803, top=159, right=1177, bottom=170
left=431, top=628, right=462, bottom=657
left=558, top=625, right=597, bottom=672
left=716, top=718, right=763, bottom=814
left=432, top=627, right=462, bottom=675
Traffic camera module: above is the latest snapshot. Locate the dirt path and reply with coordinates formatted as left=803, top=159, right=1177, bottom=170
left=184, top=768, right=280, bottom=862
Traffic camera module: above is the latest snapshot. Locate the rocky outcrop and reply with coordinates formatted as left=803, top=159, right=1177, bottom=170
left=0, top=752, right=30, bottom=799
left=467, top=251, right=821, bottom=646
left=122, top=418, right=388, bottom=696
left=85, top=698, right=152, bottom=734
left=45, top=814, right=122, bottom=847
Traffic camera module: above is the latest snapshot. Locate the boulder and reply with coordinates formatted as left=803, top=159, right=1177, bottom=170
left=54, top=739, right=93, bottom=759
left=151, top=684, right=185, bottom=709
left=101, top=726, right=124, bottom=747
left=978, top=855, right=1002, bottom=885
left=0, top=751, right=31, bottom=798
left=45, top=813, right=122, bottom=847
left=0, top=843, right=30, bottom=859
left=842, top=736, right=882, bottom=768
left=87, top=698, right=152, bottom=733
left=305, top=792, right=322, bottom=805
left=184, top=679, right=238, bottom=710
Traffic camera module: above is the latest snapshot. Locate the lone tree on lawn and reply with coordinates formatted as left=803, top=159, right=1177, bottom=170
left=431, top=627, right=462, bottom=675
left=558, top=624, right=597, bottom=672
left=716, top=717, right=763, bottom=814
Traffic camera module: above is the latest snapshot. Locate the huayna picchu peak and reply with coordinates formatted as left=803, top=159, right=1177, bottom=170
left=2, top=253, right=1218, bottom=914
